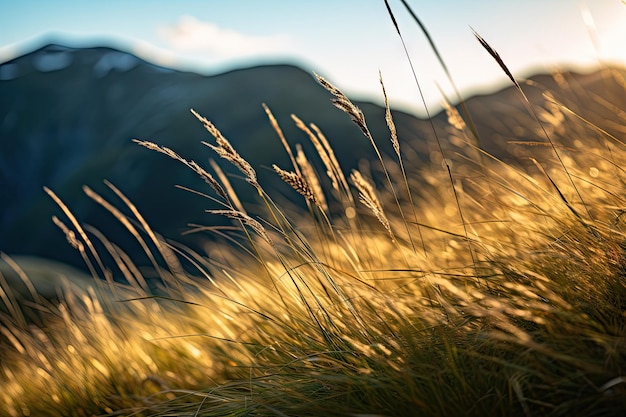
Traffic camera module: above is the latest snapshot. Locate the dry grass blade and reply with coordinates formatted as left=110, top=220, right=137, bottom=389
left=544, top=93, right=626, bottom=148
left=383, top=0, right=401, bottom=36
left=380, top=71, right=427, bottom=256
left=296, top=145, right=327, bottom=211
left=273, top=163, right=324, bottom=210
left=208, top=209, right=272, bottom=246
left=379, top=71, right=399, bottom=159
left=191, top=109, right=258, bottom=186
left=133, top=139, right=228, bottom=201
left=0, top=254, right=40, bottom=307
left=442, top=98, right=467, bottom=132
left=350, top=170, right=394, bottom=241
left=51, top=215, right=84, bottom=254
left=472, top=29, right=518, bottom=88
left=44, top=187, right=105, bottom=278
left=263, top=103, right=299, bottom=177
left=314, top=73, right=373, bottom=143
left=292, top=114, right=339, bottom=194
left=316, top=71, right=417, bottom=250
left=383, top=0, right=477, bottom=268
left=310, top=123, right=353, bottom=204
left=82, top=186, right=153, bottom=292
left=102, top=180, right=186, bottom=285
left=392, top=0, right=480, bottom=143
left=0, top=257, right=30, bottom=327
left=471, top=30, right=596, bottom=233
left=209, top=158, right=246, bottom=214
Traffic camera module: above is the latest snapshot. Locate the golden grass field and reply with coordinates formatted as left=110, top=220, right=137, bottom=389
left=1, top=4, right=625, bottom=416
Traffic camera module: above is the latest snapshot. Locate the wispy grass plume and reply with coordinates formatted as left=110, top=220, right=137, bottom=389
left=2, top=6, right=625, bottom=417
left=472, top=29, right=596, bottom=235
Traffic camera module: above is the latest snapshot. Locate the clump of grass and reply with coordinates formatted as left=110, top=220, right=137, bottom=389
left=2, top=9, right=626, bottom=417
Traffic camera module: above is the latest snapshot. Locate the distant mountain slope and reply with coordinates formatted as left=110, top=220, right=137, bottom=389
left=0, top=43, right=429, bottom=267
left=1, top=43, right=624, bottom=269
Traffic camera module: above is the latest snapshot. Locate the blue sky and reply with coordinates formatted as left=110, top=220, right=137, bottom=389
left=1, top=0, right=625, bottom=116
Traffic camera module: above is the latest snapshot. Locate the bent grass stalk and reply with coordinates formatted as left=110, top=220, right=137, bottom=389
left=2, top=6, right=626, bottom=417
left=383, top=0, right=479, bottom=280
left=472, top=29, right=596, bottom=235
left=314, top=73, right=420, bottom=257
left=2, top=71, right=625, bottom=416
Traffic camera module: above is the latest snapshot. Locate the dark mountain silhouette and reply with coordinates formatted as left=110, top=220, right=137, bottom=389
left=0, top=43, right=430, bottom=268
left=1, top=43, right=624, bottom=270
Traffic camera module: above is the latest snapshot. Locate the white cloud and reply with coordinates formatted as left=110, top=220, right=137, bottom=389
left=159, top=15, right=291, bottom=59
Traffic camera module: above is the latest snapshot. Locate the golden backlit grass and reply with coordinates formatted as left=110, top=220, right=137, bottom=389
left=1, top=64, right=625, bottom=416
left=2, top=9, right=626, bottom=411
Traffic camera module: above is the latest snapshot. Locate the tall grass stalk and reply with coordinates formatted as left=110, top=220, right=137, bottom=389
left=1, top=6, right=625, bottom=417
left=472, top=29, right=596, bottom=235
left=383, top=0, right=478, bottom=277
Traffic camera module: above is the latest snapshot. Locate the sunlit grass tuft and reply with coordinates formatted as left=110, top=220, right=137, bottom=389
left=2, top=11, right=626, bottom=417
